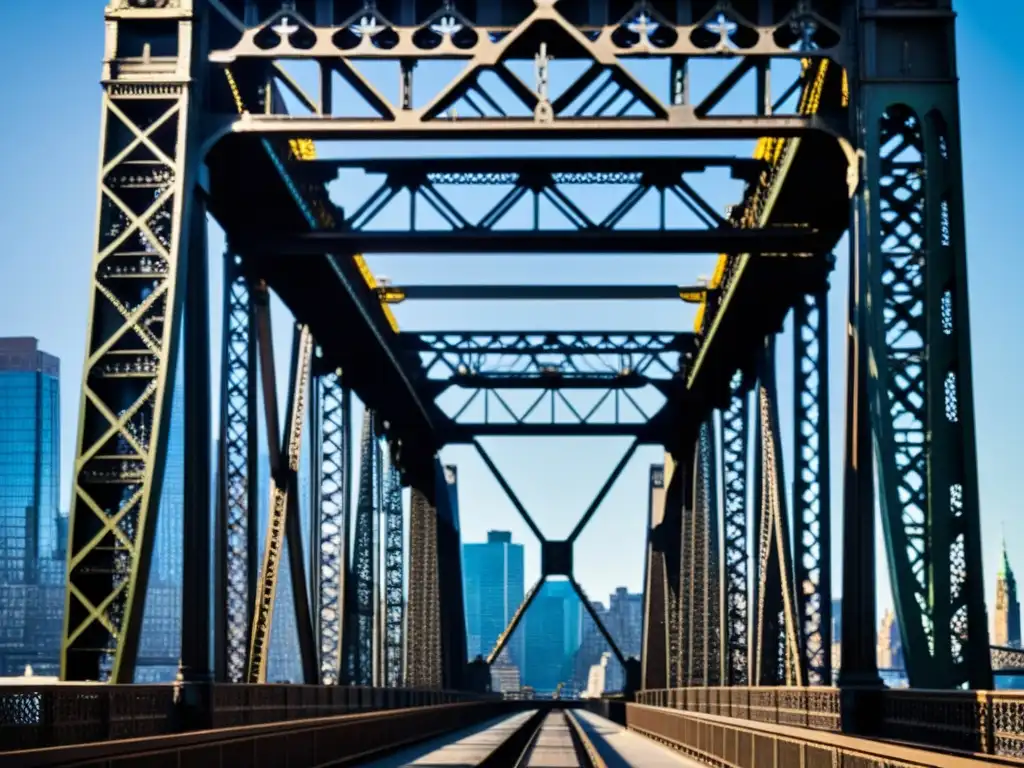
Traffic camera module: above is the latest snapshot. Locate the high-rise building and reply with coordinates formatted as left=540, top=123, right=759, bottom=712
left=877, top=608, right=904, bottom=670
left=995, top=543, right=1022, bottom=649
left=462, top=531, right=525, bottom=673
left=524, top=580, right=581, bottom=694
left=0, top=338, right=65, bottom=675
left=570, top=587, right=643, bottom=693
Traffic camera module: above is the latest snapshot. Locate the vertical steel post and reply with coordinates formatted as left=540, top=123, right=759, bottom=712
left=61, top=0, right=204, bottom=682
left=854, top=0, right=992, bottom=689
left=793, top=290, right=833, bottom=685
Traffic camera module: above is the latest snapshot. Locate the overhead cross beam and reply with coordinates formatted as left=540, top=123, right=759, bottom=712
left=379, top=285, right=708, bottom=303
left=207, top=0, right=848, bottom=141
left=242, top=230, right=830, bottom=256
left=402, top=331, right=687, bottom=441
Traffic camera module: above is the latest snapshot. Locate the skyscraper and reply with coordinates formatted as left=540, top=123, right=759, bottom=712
left=524, top=580, right=582, bottom=693
left=995, top=543, right=1022, bottom=649
left=462, top=531, right=525, bottom=673
left=0, top=338, right=65, bottom=674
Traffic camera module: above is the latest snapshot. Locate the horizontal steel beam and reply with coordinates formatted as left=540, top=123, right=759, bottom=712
left=303, top=156, right=767, bottom=181
left=444, top=423, right=663, bottom=440
left=240, top=230, right=831, bottom=255
left=381, top=285, right=705, bottom=302
left=402, top=331, right=694, bottom=353
left=225, top=114, right=841, bottom=142
left=441, top=373, right=655, bottom=389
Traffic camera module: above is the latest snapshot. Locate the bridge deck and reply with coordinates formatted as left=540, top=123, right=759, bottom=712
left=523, top=711, right=578, bottom=767
left=360, top=710, right=536, bottom=767
left=572, top=711, right=704, bottom=768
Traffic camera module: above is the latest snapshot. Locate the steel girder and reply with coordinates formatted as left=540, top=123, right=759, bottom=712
left=681, top=420, right=721, bottom=686
left=854, top=0, right=992, bottom=690
left=207, top=1, right=848, bottom=141
left=346, top=410, right=381, bottom=686
left=383, top=463, right=405, bottom=688
left=214, top=253, right=259, bottom=683
left=405, top=459, right=464, bottom=689
left=641, top=466, right=671, bottom=690
left=792, top=291, right=832, bottom=686
left=752, top=339, right=803, bottom=687
left=407, top=331, right=686, bottom=441
left=61, top=0, right=206, bottom=684
left=247, top=316, right=318, bottom=683
left=310, top=371, right=351, bottom=685
left=719, top=377, right=749, bottom=686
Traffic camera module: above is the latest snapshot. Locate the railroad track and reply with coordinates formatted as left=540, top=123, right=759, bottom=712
left=478, top=709, right=606, bottom=768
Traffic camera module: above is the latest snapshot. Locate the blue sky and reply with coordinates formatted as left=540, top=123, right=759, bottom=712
left=0, top=1, right=1022, bottom=633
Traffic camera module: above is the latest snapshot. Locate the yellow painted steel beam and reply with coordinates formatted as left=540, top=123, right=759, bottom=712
left=224, top=70, right=399, bottom=333
left=693, top=59, right=839, bottom=334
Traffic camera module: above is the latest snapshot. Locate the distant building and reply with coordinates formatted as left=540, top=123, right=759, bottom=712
left=877, top=608, right=904, bottom=671
left=0, top=338, right=65, bottom=675
left=831, top=598, right=842, bottom=683
left=571, top=587, right=643, bottom=693
left=490, top=650, right=522, bottom=694
left=524, top=580, right=581, bottom=694
left=995, top=542, right=1021, bottom=648
left=463, top=530, right=525, bottom=673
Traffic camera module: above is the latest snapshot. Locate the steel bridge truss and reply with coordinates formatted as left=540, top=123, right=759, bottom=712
left=61, top=0, right=993, bottom=698
left=260, top=156, right=833, bottom=255
left=406, top=331, right=687, bottom=440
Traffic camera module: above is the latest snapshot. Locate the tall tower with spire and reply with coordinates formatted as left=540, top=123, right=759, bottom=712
left=995, top=542, right=1022, bottom=648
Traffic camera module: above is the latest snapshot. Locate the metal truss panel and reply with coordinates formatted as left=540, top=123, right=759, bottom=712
left=792, top=291, right=832, bottom=685
left=406, top=475, right=442, bottom=688
left=686, top=420, right=721, bottom=686
left=640, top=467, right=670, bottom=690
left=383, top=463, right=405, bottom=687
left=62, top=3, right=201, bottom=683
left=209, top=2, right=848, bottom=145
left=860, top=47, right=993, bottom=687
left=347, top=411, right=381, bottom=686
left=719, top=378, right=749, bottom=686
left=214, top=254, right=259, bottom=683
left=312, top=373, right=350, bottom=685
left=752, top=341, right=803, bottom=687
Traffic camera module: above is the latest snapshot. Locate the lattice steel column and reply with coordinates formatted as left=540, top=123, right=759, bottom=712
left=214, top=253, right=258, bottom=683
left=856, top=0, right=992, bottom=690
left=437, top=464, right=467, bottom=689
left=793, top=290, right=832, bottom=685
left=719, top=377, right=749, bottom=686
left=640, top=465, right=670, bottom=690
left=383, top=462, right=404, bottom=687
left=346, top=410, right=380, bottom=686
left=695, top=421, right=721, bottom=686
left=310, top=371, right=350, bottom=685
left=753, top=340, right=804, bottom=687
left=674, top=446, right=695, bottom=687
left=61, top=0, right=205, bottom=683
left=406, top=466, right=442, bottom=688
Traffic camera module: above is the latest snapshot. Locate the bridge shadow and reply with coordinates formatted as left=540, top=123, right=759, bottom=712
left=358, top=712, right=525, bottom=767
